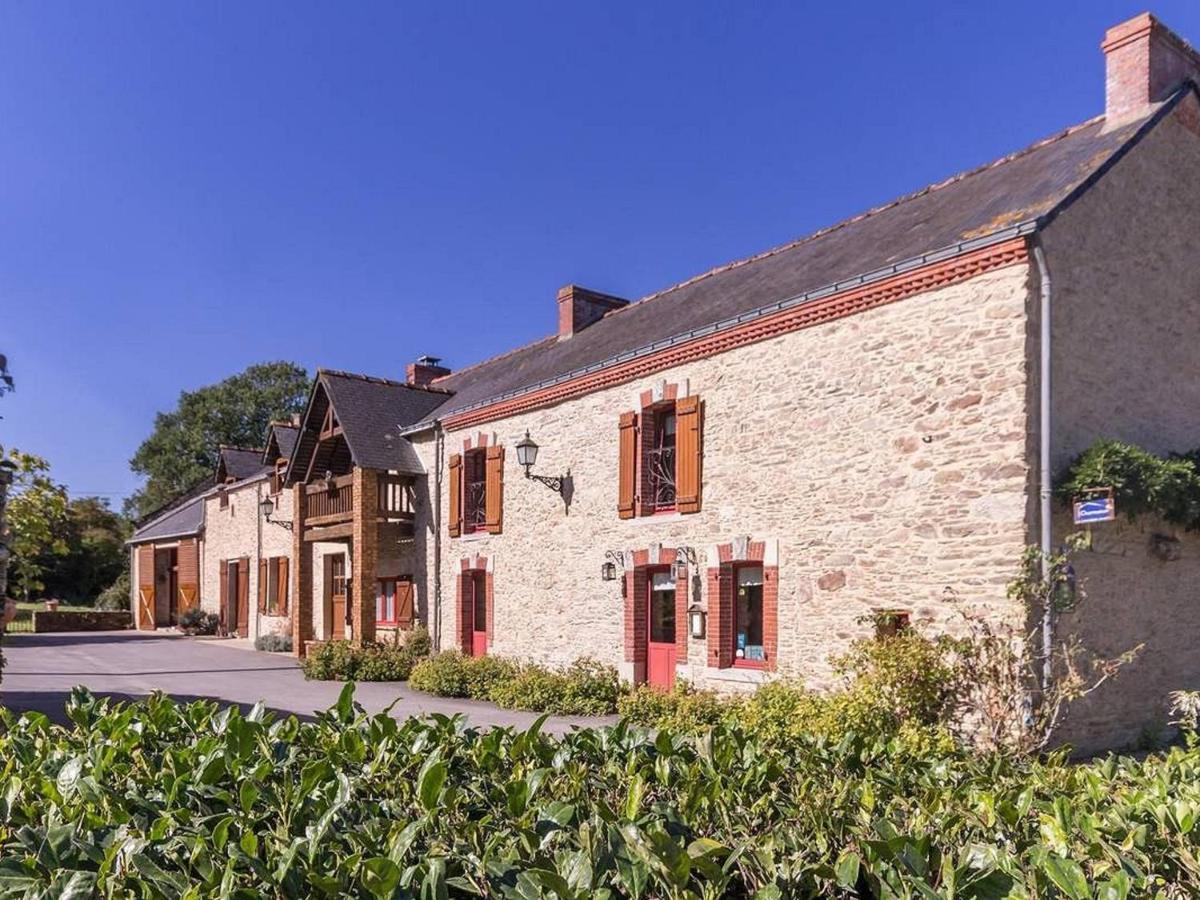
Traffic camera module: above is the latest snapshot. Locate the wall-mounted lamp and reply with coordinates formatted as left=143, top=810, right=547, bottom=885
left=516, top=431, right=570, bottom=501
left=688, top=602, right=706, bottom=639
left=258, top=495, right=293, bottom=532
left=671, top=546, right=699, bottom=581
left=601, top=550, right=627, bottom=582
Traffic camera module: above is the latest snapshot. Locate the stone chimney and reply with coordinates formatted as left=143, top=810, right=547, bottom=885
left=557, top=284, right=629, bottom=341
left=406, top=355, right=450, bottom=387
left=1103, top=13, right=1200, bottom=122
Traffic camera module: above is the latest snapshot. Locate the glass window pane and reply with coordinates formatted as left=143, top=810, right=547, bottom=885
left=735, top=567, right=764, bottom=662
left=650, top=574, right=675, bottom=643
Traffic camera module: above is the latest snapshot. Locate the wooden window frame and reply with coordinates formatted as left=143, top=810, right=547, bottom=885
left=462, top=448, right=488, bottom=534
left=376, top=577, right=400, bottom=626
left=642, top=404, right=678, bottom=515
left=731, top=562, right=767, bottom=670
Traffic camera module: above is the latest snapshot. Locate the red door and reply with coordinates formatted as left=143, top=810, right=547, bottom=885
left=646, top=569, right=676, bottom=690
left=470, top=571, right=488, bottom=657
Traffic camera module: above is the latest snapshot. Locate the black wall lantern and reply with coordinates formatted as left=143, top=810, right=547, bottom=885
left=688, top=602, right=706, bottom=639
left=258, top=495, right=293, bottom=532
left=516, top=431, right=570, bottom=508
left=671, top=546, right=699, bottom=581
left=601, top=550, right=627, bottom=582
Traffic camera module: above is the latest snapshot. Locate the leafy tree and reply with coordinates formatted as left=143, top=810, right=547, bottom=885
left=41, top=497, right=131, bottom=604
left=5, top=450, right=70, bottom=600
left=127, top=362, right=309, bottom=518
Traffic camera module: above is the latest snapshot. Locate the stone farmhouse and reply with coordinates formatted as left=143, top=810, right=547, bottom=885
left=130, top=13, right=1200, bottom=749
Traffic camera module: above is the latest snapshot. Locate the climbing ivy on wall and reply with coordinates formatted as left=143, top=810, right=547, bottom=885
left=1056, top=438, right=1200, bottom=529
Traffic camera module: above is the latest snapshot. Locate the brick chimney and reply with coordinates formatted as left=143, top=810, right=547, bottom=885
left=1103, top=13, right=1200, bottom=122
left=557, top=284, right=629, bottom=340
left=406, top=355, right=450, bottom=387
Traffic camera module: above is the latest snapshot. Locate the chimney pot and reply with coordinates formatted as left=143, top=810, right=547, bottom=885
left=557, top=284, right=629, bottom=340
left=1102, top=13, right=1200, bottom=122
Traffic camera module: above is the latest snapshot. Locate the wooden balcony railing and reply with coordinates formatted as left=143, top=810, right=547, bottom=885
left=305, top=474, right=354, bottom=524
left=378, top=473, right=415, bottom=521
left=303, top=472, right=414, bottom=531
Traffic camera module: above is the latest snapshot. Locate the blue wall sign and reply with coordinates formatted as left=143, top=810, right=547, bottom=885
left=1074, top=495, right=1115, bottom=525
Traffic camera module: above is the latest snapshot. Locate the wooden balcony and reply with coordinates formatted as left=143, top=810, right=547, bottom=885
left=305, top=474, right=355, bottom=526
left=301, top=471, right=415, bottom=541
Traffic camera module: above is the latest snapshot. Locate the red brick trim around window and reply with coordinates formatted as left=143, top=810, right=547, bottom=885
left=707, top=540, right=778, bottom=671
left=443, top=239, right=1028, bottom=431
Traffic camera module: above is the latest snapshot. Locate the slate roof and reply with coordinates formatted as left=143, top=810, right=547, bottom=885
left=412, top=104, right=1165, bottom=425
left=289, top=370, right=451, bottom=478
left=218, top=446, right=268, bottom=482
left=263, top=422, right=300, bottom=463
left=273, top=424, right=299, bottom=460
left=129, top=493, right=205, bottom=544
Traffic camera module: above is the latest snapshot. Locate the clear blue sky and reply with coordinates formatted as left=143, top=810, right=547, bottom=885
left=3, top=1, right=1197, bottom=505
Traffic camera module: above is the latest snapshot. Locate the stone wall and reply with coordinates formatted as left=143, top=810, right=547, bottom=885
left=414, top=261, right=1035, bottom=691
left=1040, top=94, right=1200, bottom=751
left=201, top=479, right=293, bottom=643
left=32, top=609, right=132, bottom=633
left=1052, top=509, right=1200, bottom=754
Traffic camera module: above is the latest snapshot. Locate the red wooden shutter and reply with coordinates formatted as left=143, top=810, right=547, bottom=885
left=675, top=395, right=703, bottom=514
left=618, top=412, right=637, bottom=519
left=485, top=446, right=504, bottom=535
left=258, top=559, right=269, bottom=613
left=218, top=559, right=229, bottom=628
left=459, top=572, right=473, bottom=652
left=278, top=557, right=290, bottom=615
left=396, top=578, right=415, bottom=629
left=448, top=453, right=462, bottom=537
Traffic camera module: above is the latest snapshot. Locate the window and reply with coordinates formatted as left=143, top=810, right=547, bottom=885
left=463, top=449, right=487, bottom=533
left=649, top=570, right=677, bottom=643
left=219, top=489, right=229, bottom=510
left=874, top=610, right=910, bottom=639
left=270, top=459, right=287, bottom=495
left=733, top=565, right=765, bottom=666
left=260, top=556, right=289, bottom=615
left=377, top=578, right=398, bottom=625
left=645, top=408, right=677, bottom=512
left=618, top=393, right=703, bottom=519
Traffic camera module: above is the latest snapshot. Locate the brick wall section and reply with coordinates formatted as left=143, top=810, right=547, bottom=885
left=1041, top=93, right=1200, bottom=752
left=413, top=259, right=1034, bottom=692
left=350, top=467, right=379, bottom=644
left=1103, top=14, right=1200, bottom=121
left=292, top=485, right=313, bottom=656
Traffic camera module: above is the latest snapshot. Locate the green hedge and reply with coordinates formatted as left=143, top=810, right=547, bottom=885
left=2, top=686, right=1198, bottom=896
left=301, top=629, right=430, bottom=682
left=410, top=653, right=622, bottom=716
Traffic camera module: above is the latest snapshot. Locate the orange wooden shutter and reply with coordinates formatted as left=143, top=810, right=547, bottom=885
left=219, top=559, right=229, bottom=628
left=485, top=446, right=504, bottom=535
left=176, top=538, right=199, bottom=615
left=258, top=559, right=269, bottom=613
left=448, top=453, right=462, bottom=537
left=618, top=411, right=637, bottom=519
left=278, top=557, right=290, bottom=615
left=137, top=545, right=156, bottom=630
left=396, top=578, right=415, bottom=629
left=676, top=395, right=703, bottom=514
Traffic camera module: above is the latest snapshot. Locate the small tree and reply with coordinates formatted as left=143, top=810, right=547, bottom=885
left=5, top=450, right=70, bottom=601
left=948, top=539, right=1141, bottom=754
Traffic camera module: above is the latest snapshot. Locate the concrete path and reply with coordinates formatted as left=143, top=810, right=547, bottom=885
left=0, top=631, right=616, bottom=734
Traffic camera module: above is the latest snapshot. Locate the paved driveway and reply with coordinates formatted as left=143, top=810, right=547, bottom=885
left=0, top=631, right=615, bottom=733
